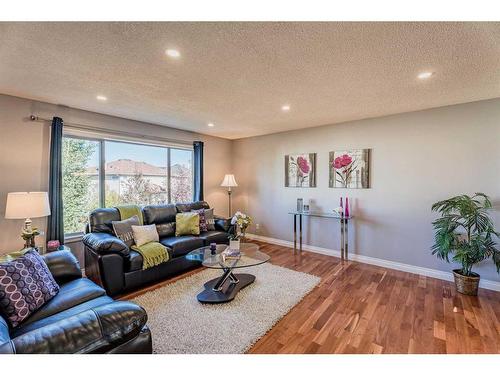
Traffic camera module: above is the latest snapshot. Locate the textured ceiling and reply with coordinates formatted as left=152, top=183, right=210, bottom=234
left=1, top=22, right=500, bottom=139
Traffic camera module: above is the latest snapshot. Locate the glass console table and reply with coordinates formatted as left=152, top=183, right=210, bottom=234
left=288, top=211, right=354, bottom=260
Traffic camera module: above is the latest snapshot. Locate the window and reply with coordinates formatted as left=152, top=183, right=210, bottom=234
left=170, top=148, right=193, bottom=203
left=104, top=141, right=169, bottom=206
left=62, top=136, right=193, bottom=235
left=62, top=137, right=100, bottom=235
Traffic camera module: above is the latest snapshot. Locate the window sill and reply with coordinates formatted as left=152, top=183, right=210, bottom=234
left=65, top=233, right=84, bottom=243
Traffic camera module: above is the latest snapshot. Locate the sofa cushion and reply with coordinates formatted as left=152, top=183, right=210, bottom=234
left=19, top=278, right=105, bottom=326
left=143, top=204, right=177, bottom=225
left=155, top=222, right=175, bottom=237
left=198, top=231, right=230, bottom=245
left=11, top=295, right=113, bottom=338
left=128, top=250, right=143, bottom=272
left=0, top=250, right=60, bottom=327
left=160, top=236, right=204, bottom=258
left=6, top=301, right=148, bottom=354
left=127, top=247, right=175, bottom=272
left=176, top=201, right=210, bottom=213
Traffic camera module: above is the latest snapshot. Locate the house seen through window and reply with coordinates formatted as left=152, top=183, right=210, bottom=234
left=62, top=136, right=193, bottom=235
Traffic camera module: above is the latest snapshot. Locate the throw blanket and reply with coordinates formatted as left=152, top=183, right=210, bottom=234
left=131, top=242, right=170, bottom=270
left=0, top=248, right=31, bottom=263
left=117, top=204, right=144, bottom=225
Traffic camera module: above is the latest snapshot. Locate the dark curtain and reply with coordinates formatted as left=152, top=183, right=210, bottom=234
left=193, top=141, right=204, bottom=201
left=47, top=117, right=64, bottom=245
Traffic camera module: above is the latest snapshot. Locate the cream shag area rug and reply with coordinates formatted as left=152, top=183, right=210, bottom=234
left=132, top=262, right=320, bottom=354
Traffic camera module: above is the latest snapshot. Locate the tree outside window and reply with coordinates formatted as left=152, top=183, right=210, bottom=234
left=62, top=137, right=194, bottom=235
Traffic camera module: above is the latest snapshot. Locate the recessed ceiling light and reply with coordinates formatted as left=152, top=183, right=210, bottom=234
left=281, top=104, right=291, bottom=112
left=166, top=49, right=181, bottom=58
left=96, top=95, right=107, bottom=101
left=417, top=71, right=434, bottom=80
left=207, top=123, right=215, bottom=127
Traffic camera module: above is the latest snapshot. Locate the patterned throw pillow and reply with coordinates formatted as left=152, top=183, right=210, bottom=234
left=112, top=215, right=140, bottom=247
left=192, top=209, right=208, bottom=232
left=192, top=208, right=215, bottom=232
left=0, top=249, right=59, bottom=327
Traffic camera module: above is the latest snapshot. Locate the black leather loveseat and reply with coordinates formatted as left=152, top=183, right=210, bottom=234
left=83, top=201, right=233, bottom=297
left=0, top=250, right=152, bottom=354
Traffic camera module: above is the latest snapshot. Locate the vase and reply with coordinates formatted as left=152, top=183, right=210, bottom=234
left=345, top=197, right=350, bottom=217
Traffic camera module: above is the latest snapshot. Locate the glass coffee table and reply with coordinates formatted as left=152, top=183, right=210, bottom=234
left=186, top=243, right=270, bottom=304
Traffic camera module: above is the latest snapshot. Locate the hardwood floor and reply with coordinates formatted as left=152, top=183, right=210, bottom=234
left=123, top=240, right=500, bottom=354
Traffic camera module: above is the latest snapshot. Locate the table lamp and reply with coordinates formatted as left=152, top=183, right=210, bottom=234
left=5, top=192, right=51, bottom=249
left=220, top=174, right=238, bottom=217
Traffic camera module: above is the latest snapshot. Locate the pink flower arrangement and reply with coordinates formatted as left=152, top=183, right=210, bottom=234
left=296, top=156, right=310, bottom=175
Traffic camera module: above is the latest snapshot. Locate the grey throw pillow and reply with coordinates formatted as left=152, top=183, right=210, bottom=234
left=203, top=208, right=216, bottom=231
left=112, top=215, right=140, bottom=247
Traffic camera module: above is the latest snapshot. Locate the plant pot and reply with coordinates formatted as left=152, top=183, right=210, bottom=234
left=452, top=269, right=480, bottom=296
left=229, top=240, right=240, bottom=250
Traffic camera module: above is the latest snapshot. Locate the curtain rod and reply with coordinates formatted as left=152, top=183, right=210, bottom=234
left=29, top=115, right=195, bottom=146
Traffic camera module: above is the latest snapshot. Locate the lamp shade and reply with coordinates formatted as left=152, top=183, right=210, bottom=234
left=220, top=174, right=238, bottom=187
left=5, top=192, right=51, bottom=219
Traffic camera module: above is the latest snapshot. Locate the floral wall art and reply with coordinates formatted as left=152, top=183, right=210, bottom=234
left=285, top=153, right=316, bottom=187
left=329, top=149, right=370, bottom=188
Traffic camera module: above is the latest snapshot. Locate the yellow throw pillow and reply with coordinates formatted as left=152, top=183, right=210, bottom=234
left=175, top=212, right=200, bottom=236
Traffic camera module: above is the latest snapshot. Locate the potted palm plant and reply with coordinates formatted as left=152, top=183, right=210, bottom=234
left=431, top=193, right=499, bottom=296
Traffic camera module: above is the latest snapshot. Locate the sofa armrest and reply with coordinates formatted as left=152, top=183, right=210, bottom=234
left=43, top=249, right=82, bottom=284
left=214, top=215, right=236, bottom=234
left=83, top=232, right=130, bottom=257
left=0, top=301, right=148, bottom=354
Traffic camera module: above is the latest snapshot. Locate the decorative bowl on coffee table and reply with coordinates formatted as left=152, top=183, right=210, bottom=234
left=186, top=243, right=270, bottom=304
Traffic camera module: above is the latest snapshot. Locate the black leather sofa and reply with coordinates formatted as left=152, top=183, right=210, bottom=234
left=0, top=250, right=152, bottom=354
left=83, top=201, right=233, bottom=297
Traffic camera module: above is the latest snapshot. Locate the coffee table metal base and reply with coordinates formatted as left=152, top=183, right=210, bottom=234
left=197, top=272, right=255, bottom=304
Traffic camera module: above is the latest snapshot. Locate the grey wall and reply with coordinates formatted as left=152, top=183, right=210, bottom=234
left=0, top=94, right=233, bottom=262
left=232, top=98, right=500, bottom=281
left=1, top=93, right=499, bottom=281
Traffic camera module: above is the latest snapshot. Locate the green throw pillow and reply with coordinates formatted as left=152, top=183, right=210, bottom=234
left=175, top=212, right=200, bottom=236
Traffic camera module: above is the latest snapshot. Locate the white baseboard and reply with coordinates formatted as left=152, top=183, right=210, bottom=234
left=245, top=233, right=500, bottom=292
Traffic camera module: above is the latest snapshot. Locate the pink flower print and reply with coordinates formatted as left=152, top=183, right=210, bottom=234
left=296, top=156, right=310, bottom=175
left=340, top=154, right=352, bottom=167
left=333, top=157, right=344, bottom=169
left=333, top=152, right=356, bottom=188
